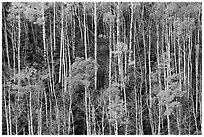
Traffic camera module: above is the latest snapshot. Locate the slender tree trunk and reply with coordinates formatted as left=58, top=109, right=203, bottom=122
left=10, top=20, right=16, bottom=135
left=123, top=18, right=128, bottom=135
left=59, top=3, right=64, bottom=83
left=187, top=18, right=192, bottom=134
left=74, top=4, right=83, bottom=48
left=42, top=3, right=46, bottom=58
left=94, top=2, right=97, bottom=90
left=128, top=2, right=133, bottom=63
left=67, top=33, right=72, bottom=135
left=142, top=5, right=149, bottom=135
left=84, top=3, right=90, bottom=135
left=53, top=2, right=56, bottom=51
left=3, top=79, right=9, bottom=135
left=49, top=6, right=59, bottom=135
left=133, top=20, right=138, bottom=134
left=136, top=17, right=143, bottom=135
left=71, top=6, right=76, bottom=59
left=148, top=23, right=154, bottom=134
left=102, top=92, right=105, bottom=135
left=8, top=83, right=12, bottom=135
left=115, top=112, right=118, bottom=135
left=165, top=19, right=171, bottom=135
left=116, top=2, right=121, bottom=82
left=116, top=1, right=120, bottom=79
left=84, top=4, right=88, bottom=60
left=44, top=90, right=48, bottom=127
left=160, top=19, right=165, bottom=132
left=142, top=4, right=147, bottom=103
left=29, top=86, right=33, bottom=135
left=17, top=13, right=21, bottom=135
left=172, top=17, right=180, bottom=135
left=49, top=90, right=52, bottom=135
left=3, top=9, right=10, bottom=68
left=11, top=20, right=16, bottom=81
left=48, top=11, right=53, bottom=134
left=42, top=4, right=49, bottom=131
left=195, top=42, right=199, bottom=134
left=38, top=92, right=42, bottom=135
left=44, top=37, right=50, bottom=129
left=177, top=22, right=185, bottom=136
left=156, top=24, right=161, bottom=135
left=195, top=9, right=200, bottom=124
left=183, top=32, right=186, bottom=90
left=24, top=18, right=29, bottom=64
left=173, top=18, right=177, bottom=73
left=198, top=9, right=202, bottom=132
left=108, top=7, right=112, bottom=134
left=87, top=12, right=92, bottom=134
left=92, top=104, right=96, bottom=135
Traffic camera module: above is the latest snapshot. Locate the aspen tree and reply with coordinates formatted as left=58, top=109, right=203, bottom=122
left=93, top=3, right=97, bottom=135
left=113, top=3, right=120, bottom=134
left=148, top=20, right=154, bottom=132
left=55, top=3, right=61, bottom=134
left=171, top=15, right=181, bottom=134
left=49, top=4, right=59, bottom=134
left=74, top=4, right=83, bottom=46
left=160, top=17, right=165, bottom=132
left=83, top=2, right=90, bottom=135
left=38, top=92, right=42, bottom=135
left=71, top=5, right=76, bottom=59
left=123, top=13, right=128, bottom=135
left=142, top=4, right=147, bottom=99
left=64, top=5, right=73, bottom=131
left=48, top=10, right=53, bottom=134
left=165, top=16, right=171, bottom=135
left=94, top=2, right=97, bottom=90
left=67, top=27, right=72, bottom=135
left=187, top=17, right=192, bottom=134
left=195, top=8, right=200, bottom=119
left=133, top=19, right=139, bottom=134
left=194, top=12, right=200, bottom=134
left=116, top=2, right=120, bottom=76
left=44, top=85, right=48, bottom=128
left=41, top=3, right=49, bottom=131
left=10, top=19, right=16, bottom=135
left=42, top=3, right=46, bottom=58
left=62, top=4, right=67, bottom=134
left=198, top=8, right=202, bottom=131
left=3, top=78, right=9, bottom=135
left=187, top=11, right=192, bottom=112
left=17, top=11, right=21, bottom=135
left=59, top=3, right=64, bottom=84
left=177, top=20, right=182, bottom=117
left=28, top=80, right=34, bottom=135
left=136, top=20, right=144, bottom=135
left=108, top=5, right=113, bottom=135
left=46, top=47, right=53, bottom=133
left=3, top=9, right=10, bottom=68
left=156, top=23, right=162, bottom=135
left=24, top=17, right=29, bottom=60
left=53, top=2, right=56, bottom=50
left=128, top=2, right=133, bottom=63
left=142, top=5, right=150, bottom=134
left=8, top=81, right=12, bottom=134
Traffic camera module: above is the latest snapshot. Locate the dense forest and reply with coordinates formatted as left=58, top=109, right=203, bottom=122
left=1, top=2, right=202, bottom=135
